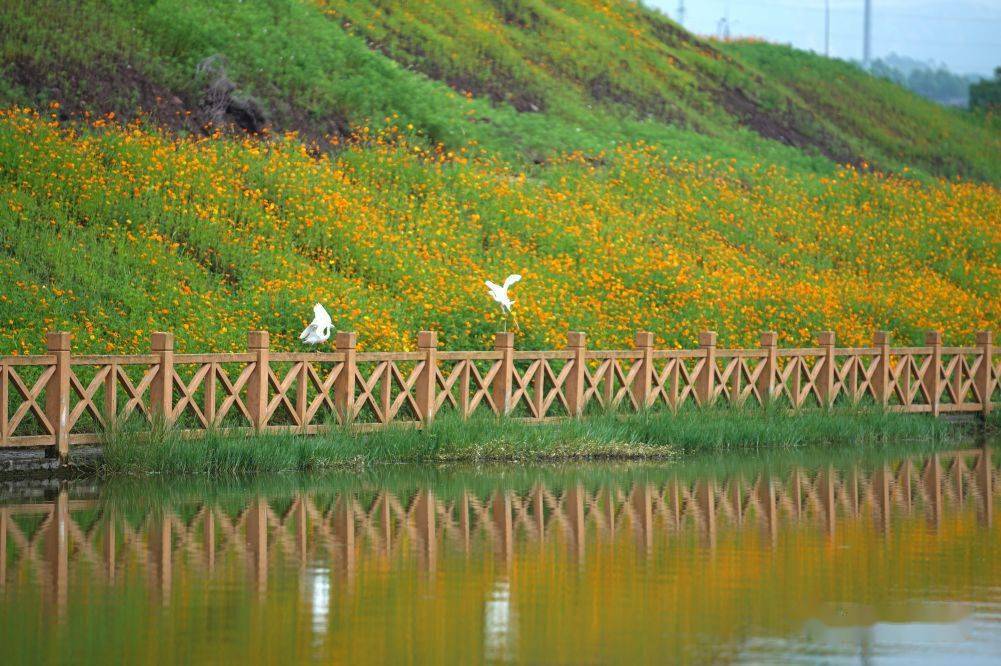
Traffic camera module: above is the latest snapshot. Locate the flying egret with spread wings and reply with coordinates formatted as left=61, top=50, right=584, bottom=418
left=485, top=274, right=521, bottom=331
left=299, top=303, right=333, bottom=348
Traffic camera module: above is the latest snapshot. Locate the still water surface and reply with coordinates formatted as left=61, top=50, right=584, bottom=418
left=1, top=445, right=1000, bottom=664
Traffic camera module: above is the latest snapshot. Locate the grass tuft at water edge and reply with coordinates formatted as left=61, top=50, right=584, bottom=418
left=98, top=406, right=967, bottom=476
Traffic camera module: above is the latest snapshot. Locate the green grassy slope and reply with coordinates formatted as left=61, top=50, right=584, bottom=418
left=1, top=0, right=998, bottom=182
left=725, top=41, right=1000, bottom=181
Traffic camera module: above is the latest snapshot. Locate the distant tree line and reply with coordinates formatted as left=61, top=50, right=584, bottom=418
left=865, top=53, right=983, bottom=108
left=969, top=68, right=1001, bottom=112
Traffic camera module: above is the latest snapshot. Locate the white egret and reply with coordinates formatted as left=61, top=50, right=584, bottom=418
left=299, top=303, right=333, bottom=348
left=485, top=274, right=521, bottom=331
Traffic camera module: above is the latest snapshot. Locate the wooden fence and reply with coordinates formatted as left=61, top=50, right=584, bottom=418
left=1, top=329, right=997, bottom=461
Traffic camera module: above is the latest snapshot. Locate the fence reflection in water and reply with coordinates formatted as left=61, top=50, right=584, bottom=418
left=1, top=448, right=996, bottom=616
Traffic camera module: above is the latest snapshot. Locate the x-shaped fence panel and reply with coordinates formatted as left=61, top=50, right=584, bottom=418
left=3, top=330, right=997, bottom=451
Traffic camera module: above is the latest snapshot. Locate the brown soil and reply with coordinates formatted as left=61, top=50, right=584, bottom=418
left=360, top=26, right=547, bottom=113
left=5, top=52, right=351, bottom=151
left=6, top=54, right=198, bottom=132
left=714, top=83, right=863, bottom=167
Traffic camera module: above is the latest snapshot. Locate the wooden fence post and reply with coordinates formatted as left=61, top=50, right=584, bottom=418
left=44, top=332, right=71, bottom=463
left=566, top=332, right=586, bottom=417
left=696, top=331, right=717, bottom=407
left=818, top=331, right=835, bottom=409
left=633, top=332, right=654, bottom=410
left=416, top=331, right=438, bottom=424
left=103, top=358, right=117, bottom=429
left=923, top=331, right=942, bottom=416
left=150, top=332, right=174, bottom=428
left=335, top=332, right=357, bottom=424
left=757, top=332, right=777, bottom=405
left=976, top=331, right=993, bottom=417
left=493, top=332, right=514, bottom=416
left=247, top=331, right=270, bottom=431
left=873, top=331, right=890, bottom=408
left=1, top=362, right=6, bottom=447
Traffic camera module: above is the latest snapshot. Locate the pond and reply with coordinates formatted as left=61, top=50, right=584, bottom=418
left=1, top=443, right=999, bottom=664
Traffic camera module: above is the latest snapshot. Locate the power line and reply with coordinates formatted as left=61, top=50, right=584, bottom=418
left=877, top=36, right=1001, bottom=48
left=885, top=12, right=1001, bottom=23
left=819, top=27, right=1000, bottom=47
left=694, top=0, right=1001, bottom=23
left=762, top=27, right=1000, bottom=50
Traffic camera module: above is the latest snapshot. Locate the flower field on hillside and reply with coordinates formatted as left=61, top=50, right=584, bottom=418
left=0, top=107, right=997, bottom=355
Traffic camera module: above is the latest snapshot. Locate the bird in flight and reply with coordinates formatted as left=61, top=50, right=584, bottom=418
left=485, top=274, right=521, bottom=331
left=299, top=303, right=333, bottom=348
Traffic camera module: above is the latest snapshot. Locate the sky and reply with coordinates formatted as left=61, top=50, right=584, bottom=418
left=644, top=0, right=1001, bottom=76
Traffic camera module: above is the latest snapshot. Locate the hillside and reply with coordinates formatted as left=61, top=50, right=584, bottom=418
left=0, top=0, right=998, bottom=355
left=2, top=0, right=998, bottom=181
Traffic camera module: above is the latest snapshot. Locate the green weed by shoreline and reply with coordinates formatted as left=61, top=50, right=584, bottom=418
left=98, top=406, right=969, bottom=477
left=87, top=438, right=972, bottom=515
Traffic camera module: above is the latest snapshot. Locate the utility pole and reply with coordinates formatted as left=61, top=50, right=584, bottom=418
left=825, top=0, right=830, bottom=57
left=717, top=2, right=731, bottom=41
left=863, top=0, right=872, bottom=67
left=677, top=0, right=685, bottom=27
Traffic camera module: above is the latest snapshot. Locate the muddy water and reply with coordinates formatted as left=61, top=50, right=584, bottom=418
left=1, top=445, right=999, bottom=664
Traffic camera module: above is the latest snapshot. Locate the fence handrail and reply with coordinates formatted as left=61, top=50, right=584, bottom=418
left=0, top=329, right=996, bottom=462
